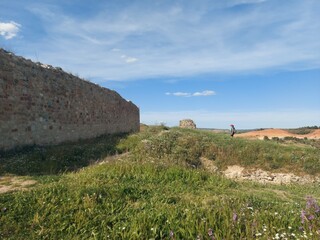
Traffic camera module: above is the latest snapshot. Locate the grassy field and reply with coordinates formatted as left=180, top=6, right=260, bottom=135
left=0, top=126, right=320, bottom=239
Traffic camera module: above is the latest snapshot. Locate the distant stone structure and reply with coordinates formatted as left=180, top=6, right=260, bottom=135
left=179, top=119, right=196, bottom=129
left=0, top=49, right=140, bottom=150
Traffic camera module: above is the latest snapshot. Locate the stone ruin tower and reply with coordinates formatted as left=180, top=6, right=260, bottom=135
left=0, top=49, right=140, bottom=150
left=179, top=119, right=196, bottom=129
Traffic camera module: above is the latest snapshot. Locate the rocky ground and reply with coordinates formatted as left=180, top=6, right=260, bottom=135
left=223, top=165, right=320, bottom=184
left=201, top=157, right=320, bottom=185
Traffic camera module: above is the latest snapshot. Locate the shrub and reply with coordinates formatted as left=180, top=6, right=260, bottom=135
left=202, top=143, right=218, bottom=160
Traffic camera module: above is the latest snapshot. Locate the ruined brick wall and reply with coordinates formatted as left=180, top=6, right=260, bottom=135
left=0, top=49, right=139, bottom=150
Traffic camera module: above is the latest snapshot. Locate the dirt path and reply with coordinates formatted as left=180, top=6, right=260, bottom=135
left=0, top=176, right=37, bottom=194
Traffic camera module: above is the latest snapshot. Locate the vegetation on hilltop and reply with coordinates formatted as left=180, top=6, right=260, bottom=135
left=287, top=126, right=319, bottom=135
left=120, top=125, right=320, bottom=175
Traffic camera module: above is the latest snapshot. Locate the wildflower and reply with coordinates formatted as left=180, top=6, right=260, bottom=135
left=262, top=224, right=267, bottom=232
left=169, top=230, right=174, bottom=238
left=252, top=221, right=257, bottom=228
left=301, top=210, right=307, bottom=224
left=232, top=212, right=238, bottom=222
left=208, top=228, right=213, bottom=236
left=307, top=214, right=315, bottom=220
left=306, top=196, right=320, bottom=214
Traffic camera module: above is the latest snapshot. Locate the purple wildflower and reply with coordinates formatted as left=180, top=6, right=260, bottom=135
left=233, top=212, right=238, bottom=222
left=208, top=228, right=215, bottom=240
left=306, top=196, right=320, bottom=212
left=169, top=230, right=174, bottom=238
left=308, top=214, right=315, bottom=220
left=301, top=210, right=307, bottom=224
left=251, top=220, right=257, bottom=228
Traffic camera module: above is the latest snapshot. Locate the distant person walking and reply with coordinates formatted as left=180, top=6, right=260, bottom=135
left=230, top=124, right=236, bottom=137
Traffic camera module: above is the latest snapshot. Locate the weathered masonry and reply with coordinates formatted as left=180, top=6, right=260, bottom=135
left=0, top=49, right=139, bottom=150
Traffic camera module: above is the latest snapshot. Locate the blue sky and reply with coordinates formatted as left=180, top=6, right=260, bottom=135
left=1, top=0, right=319, bottom=129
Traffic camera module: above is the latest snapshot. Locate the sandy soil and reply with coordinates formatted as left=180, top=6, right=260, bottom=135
left=0, top=176, right=37, bottom=194
left=235, top=129, right=320, bottom=140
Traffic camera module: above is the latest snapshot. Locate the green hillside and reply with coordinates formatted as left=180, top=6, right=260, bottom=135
left=0, top=126, right=319, bottom=239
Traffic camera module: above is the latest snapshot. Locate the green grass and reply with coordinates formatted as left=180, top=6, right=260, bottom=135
left=122, top=126, right=320, bottom=175
left=0, top=133, right=128, bottom=175
left=0, top=126, right=320, bottom=239
left=1, top=161, right=320, bottom=239
left=287, top=126, right=319, bottom=135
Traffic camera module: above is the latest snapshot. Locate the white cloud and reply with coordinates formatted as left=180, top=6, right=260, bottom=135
left=173, top=92, right=190, bottom=97
left=121, top=55, right=138, bottom=63
left=165, top=92, right=190, bottom=97
left=166, top=90, right=216, bottom=97
left=21, top=1, right=320, bottom=81
left=193, top=90, right=216, bottom=96
left=0, top=21, right=21, bottom=39
left=125, top=57, right=138, bottom=63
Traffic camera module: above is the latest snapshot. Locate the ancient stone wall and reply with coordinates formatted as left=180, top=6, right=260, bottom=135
left=0, top=49, right=139, bottom=150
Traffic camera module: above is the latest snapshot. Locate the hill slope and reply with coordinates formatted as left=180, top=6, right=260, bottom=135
left=0, top=126, right=320, bottom=239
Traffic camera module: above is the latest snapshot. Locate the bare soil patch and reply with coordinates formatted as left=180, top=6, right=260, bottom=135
left=223, top=165, right=320, bottom=184
left=0, top=176, right=37, bottom=194
left=200, top=158, right=320, bottom=185
left=235, top=129, right=320, bottom=140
